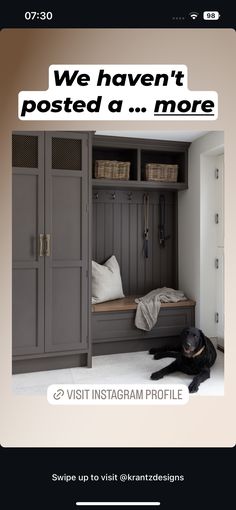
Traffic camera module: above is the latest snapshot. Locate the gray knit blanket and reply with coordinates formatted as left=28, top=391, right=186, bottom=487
left=135, top=287, right=187, bottom=331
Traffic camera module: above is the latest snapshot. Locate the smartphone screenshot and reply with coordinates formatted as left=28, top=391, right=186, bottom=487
left=0, top=4, right=235, bottom=509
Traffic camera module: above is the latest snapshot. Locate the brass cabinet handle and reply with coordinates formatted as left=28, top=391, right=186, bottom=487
left=45, top=234, right=51, bottom=257
left=38, top=234, right=51, bottom=257
left=39, top=234, right=44, bottom=257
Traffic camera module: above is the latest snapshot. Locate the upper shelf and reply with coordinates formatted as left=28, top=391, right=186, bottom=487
left=92, top=134, right=190, bottom=191
left=92, top=179, right=187, bottom=191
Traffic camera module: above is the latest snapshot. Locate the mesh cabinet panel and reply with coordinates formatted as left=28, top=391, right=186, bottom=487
left=12, top=135, right=38, bottom=168
left=52, top=137, right=82, bottom=170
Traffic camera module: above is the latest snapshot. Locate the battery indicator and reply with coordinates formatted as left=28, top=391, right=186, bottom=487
left=203, top=11, right=220, bottom=20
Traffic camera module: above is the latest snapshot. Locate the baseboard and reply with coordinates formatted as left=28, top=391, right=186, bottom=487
left=12, top=353, right=88, bottom=374
left=210, top=337, right=224, bottom=353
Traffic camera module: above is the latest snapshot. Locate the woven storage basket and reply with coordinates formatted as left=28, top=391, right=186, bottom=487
left=95, top=160, right=130, bottom=180
left=145, top=163, right=178, bottom=182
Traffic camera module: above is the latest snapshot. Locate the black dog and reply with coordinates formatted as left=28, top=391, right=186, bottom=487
left=150, top=327, right=217, bottom=393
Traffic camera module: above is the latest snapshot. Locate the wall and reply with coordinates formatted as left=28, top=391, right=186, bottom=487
left=92, top=189, right=177, bottom=296
left=178, top=131, right=224, bottom=327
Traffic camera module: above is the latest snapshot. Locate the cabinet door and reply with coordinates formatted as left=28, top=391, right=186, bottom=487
left=44, top=133, right=89, bottom=352
left=12, top=133, right=45, bottom=355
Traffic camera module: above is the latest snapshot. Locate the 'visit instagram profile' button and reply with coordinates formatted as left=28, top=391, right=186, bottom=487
left=47, top=384, right=189, bottom=406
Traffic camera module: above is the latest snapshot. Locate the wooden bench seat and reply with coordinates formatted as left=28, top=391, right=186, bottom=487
left=92, top=296, right=196, bottom=313
left=92, top=295, right=196, bottom=356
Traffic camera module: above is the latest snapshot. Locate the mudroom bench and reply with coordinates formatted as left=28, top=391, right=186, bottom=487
left=92, top=296, right=196, bottom=355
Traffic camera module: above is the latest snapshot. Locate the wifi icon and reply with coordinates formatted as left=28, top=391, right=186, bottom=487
left=189, top=12, right=199, bottom=19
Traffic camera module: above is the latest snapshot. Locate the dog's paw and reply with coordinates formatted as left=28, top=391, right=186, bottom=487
left=149, top=348, right=157, bottom=355
left=188, top=381, right=199, bottom=393
left=150, top=372, right=163, bottom=380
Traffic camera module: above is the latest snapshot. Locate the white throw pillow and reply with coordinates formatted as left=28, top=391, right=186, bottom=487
left=92, top=255, right=124, bottom=304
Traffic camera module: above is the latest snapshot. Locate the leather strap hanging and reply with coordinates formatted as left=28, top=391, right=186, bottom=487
left=159, top=194, right=170, bottom=247
left=143, top=193, right=149, bottom=258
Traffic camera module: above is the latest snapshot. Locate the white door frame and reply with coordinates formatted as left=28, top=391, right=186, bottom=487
left=200, top=146, right=224, bottom=349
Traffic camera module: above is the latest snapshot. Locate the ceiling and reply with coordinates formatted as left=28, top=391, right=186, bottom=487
left=95, top=131, right=210, bottom=142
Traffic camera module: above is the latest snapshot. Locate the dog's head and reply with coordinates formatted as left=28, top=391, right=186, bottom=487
left=180, top=327, right=205, bottom=358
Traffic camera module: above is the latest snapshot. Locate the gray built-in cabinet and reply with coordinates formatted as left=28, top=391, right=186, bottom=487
left=12, top=132, right=194, bottom=374
left=12, top=132, right=92, bottom=373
